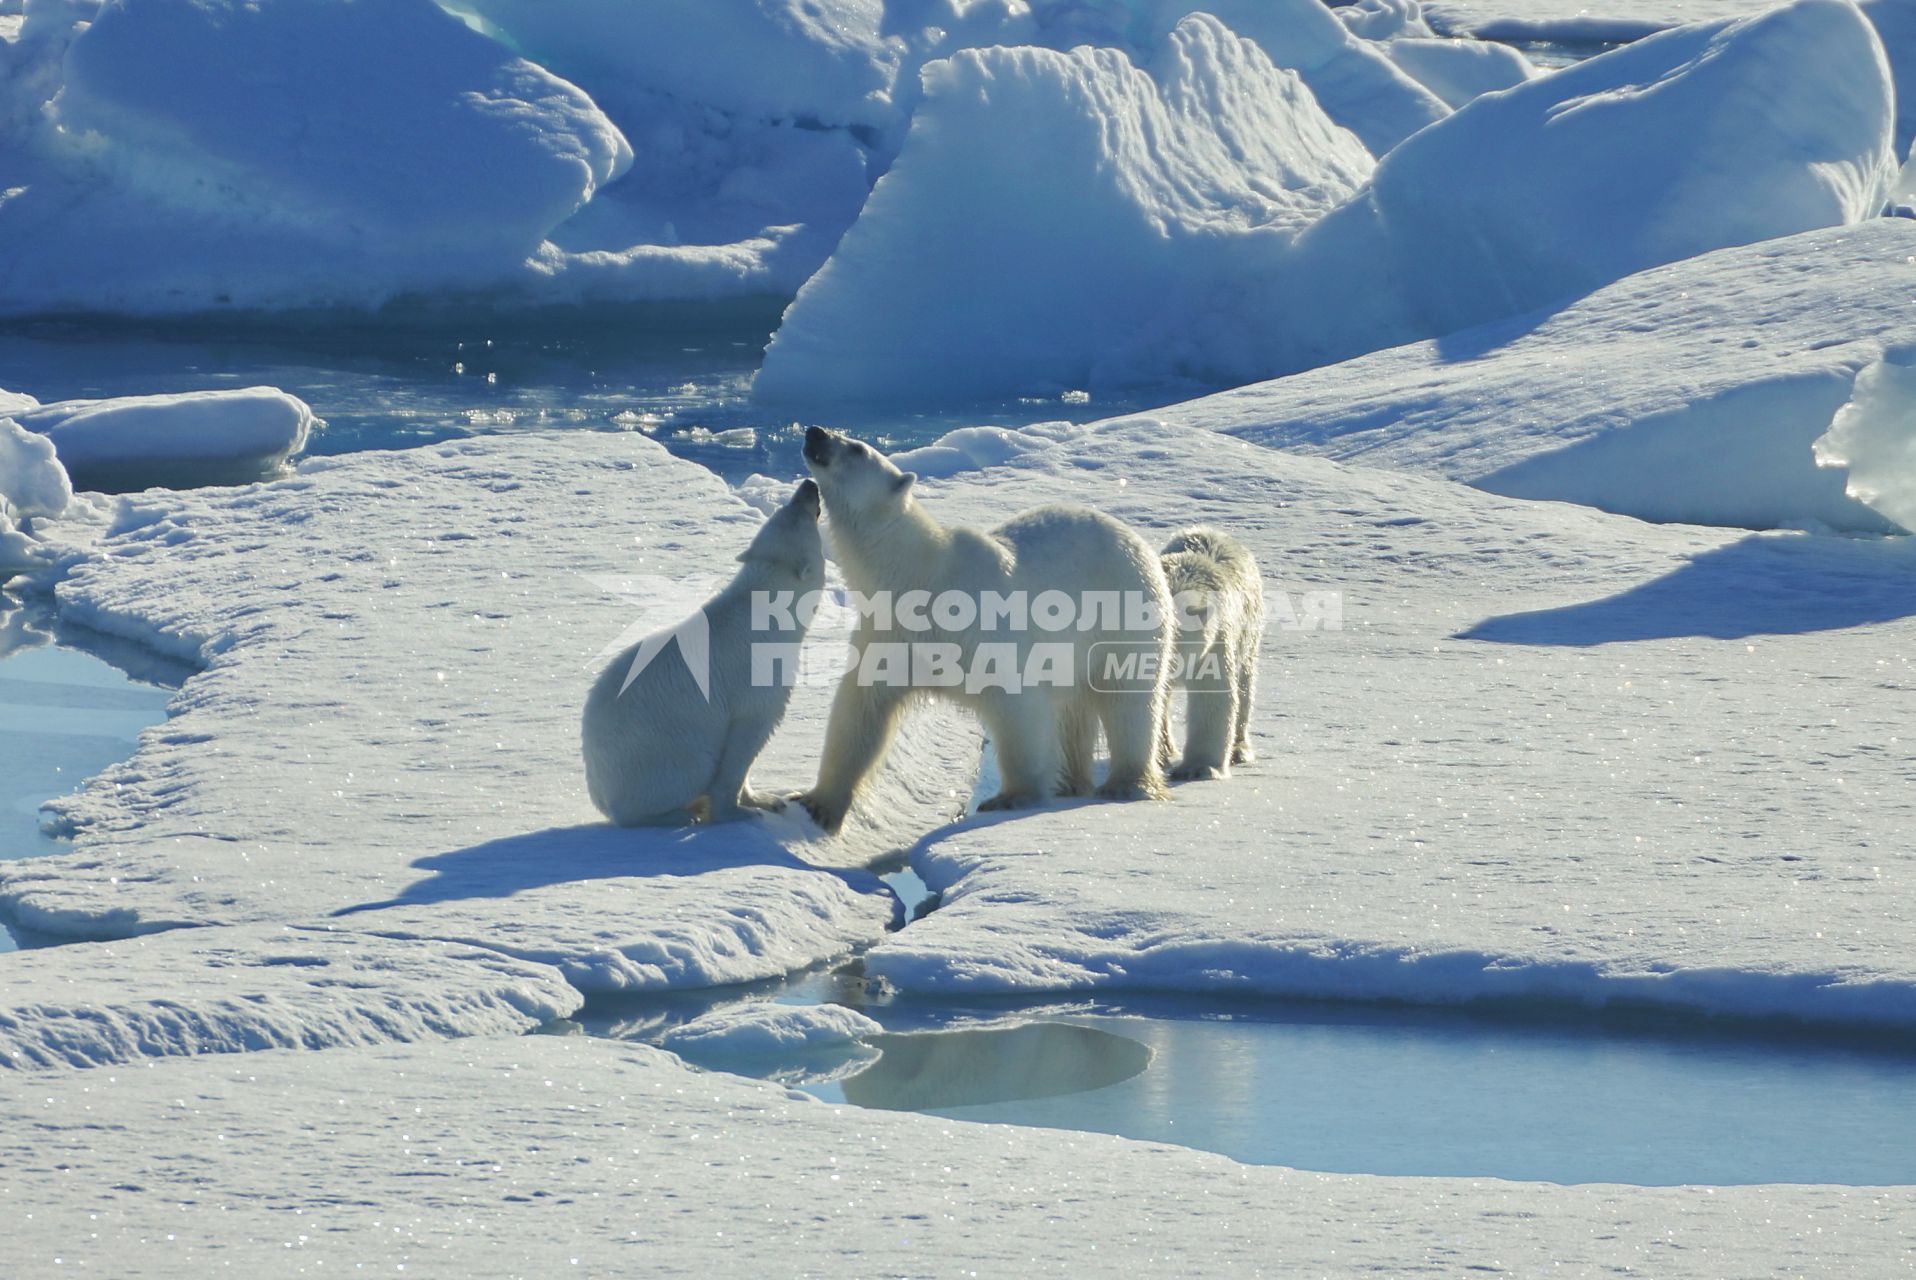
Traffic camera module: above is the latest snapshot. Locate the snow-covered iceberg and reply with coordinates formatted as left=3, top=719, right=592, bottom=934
left=15, top=388, right=316, bottom=489
left=1150, top=0, right=1449, bottom=154
left=756, top=14, right=1375, bottom=404
left=0, top=0, right=629, bottom=314
left=447, top=0, right=1446, bottom=310
left=762, top=0, right=1894, bottom=406
left=1271, top=0, right=1898, bottom=369
left=1861, top=0, right=1916, bottom=159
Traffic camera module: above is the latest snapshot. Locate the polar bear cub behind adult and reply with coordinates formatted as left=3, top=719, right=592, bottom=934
left=796, top=426, right=1172, bottom=834
left=582, top=479, right=823, bottom=826
left=1160, top=526, right=1263, bottom=780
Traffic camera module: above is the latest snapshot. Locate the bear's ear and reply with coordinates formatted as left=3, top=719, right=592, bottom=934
left=893, top=471, right=916, bottom=496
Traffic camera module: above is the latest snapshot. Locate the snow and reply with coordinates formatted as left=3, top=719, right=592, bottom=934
left=1379, top=33, right=1537, bottom=108
left=0, top=924, right=579, bottom=1070
left=845, top=416, right=1916, bottom=1029
left=1266, top=0, right=1898, bottom=375
left=659, top=1004, right=881, bottom=1057
left=761, top=0, right=1893, bottom=406
left=890, top=421, right=1088, bottom=480
left=14, top=388, right=315, bottom=489
left=444, top=0, right=1442, bottom=311
left=0, top=1, right=1913, bottom=1266
left=1151, top=0, right=1450, bottom=155
left=0, top=415, right=71, bottom=574
left=0, top=1036, right=1911, bottom=1276
left=756, top=13, right=1376, bottom=405
left=1861, top=0, right=1916, bottom=159
left=1422, top=0, right=1799, bottom=41
left=0, top=0, right=629, bottom=314
left=443, top=0, right=900, bottom=137
left=1162, top=220, right=1916, bottom=533
left=0, top=434, right=979, bottom=996
left=1816, top=354, right=1916, bottom=531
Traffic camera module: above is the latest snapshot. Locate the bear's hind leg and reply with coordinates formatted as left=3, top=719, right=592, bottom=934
left=1173, top=642, right=1236, bottom=781
left=1230, top=631, right=1259, bottom=766
left=1059, top=698, right=1098, bottom=797
left=1095, top=687, right=1169, bottom=802
left=977, top=695, right=1063, bottom=812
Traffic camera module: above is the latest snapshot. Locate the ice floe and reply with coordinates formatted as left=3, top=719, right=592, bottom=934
left=0, top=924, right=578, bottom=1070
left=661, top=1001, right=882, bottom=1056
left=0, top=434, right=976, bottom=997
left=852, top=417, right=1916, bottom=1029
left=1162, top=220, right=1916, bottom=532
left=0, top=1036, right=1909, bottom=1275
left=14, top=388, right=316, bottom=490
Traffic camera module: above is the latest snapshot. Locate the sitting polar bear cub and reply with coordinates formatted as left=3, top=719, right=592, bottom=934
left=1159, top=526, right=1264, bottom=780
left=795, top=426, right=1173, bottom=834
left=582, top=479, right=823, bottom=826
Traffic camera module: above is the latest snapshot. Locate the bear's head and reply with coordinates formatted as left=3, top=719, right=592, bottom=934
left=737, top=477, right=824, bottom=590
left=802, top=427, right=916, bottom=527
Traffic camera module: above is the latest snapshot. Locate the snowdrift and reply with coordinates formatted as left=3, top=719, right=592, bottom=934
left=1165, top=220, right=1916, bottom=533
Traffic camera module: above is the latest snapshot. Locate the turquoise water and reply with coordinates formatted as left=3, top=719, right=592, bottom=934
left=575, top=975, right=1916, bottom=1186
left=0, top=599, right=179, bottom=953
left=0, top=315, right=1152, bottom=486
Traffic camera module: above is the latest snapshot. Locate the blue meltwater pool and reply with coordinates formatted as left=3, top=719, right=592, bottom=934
left=575, top=930, right=1916, bottom=1187
left=0, top=600, right=178, bottom=953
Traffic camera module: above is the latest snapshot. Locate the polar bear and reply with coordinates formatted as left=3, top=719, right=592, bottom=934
left=795, top=426, right=1172, bottom=834
left=582, top=479, right=823, bottom=826
left=1159, top=527, right=1263, bottom=780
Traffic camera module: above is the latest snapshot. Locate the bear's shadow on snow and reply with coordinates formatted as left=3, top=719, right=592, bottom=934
left=1459, top=534, right=1916, bottom=645
left=331, top=819, right=834, bottom=916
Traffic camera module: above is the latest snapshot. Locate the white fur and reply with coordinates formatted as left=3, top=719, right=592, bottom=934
left=1159, top=526, right=1264, bottom=780
left=796, top=428, right=1172, bottom=834
left=582, top=481, right=823, bottom=826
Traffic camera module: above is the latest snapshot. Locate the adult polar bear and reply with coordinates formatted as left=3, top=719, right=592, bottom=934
left=796, top=426, right=1173, bottom=834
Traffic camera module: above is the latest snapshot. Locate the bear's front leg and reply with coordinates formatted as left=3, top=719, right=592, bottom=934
left=794, top=673, right=909, bottom=834
left=703, top=710, right=785, bottom=823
